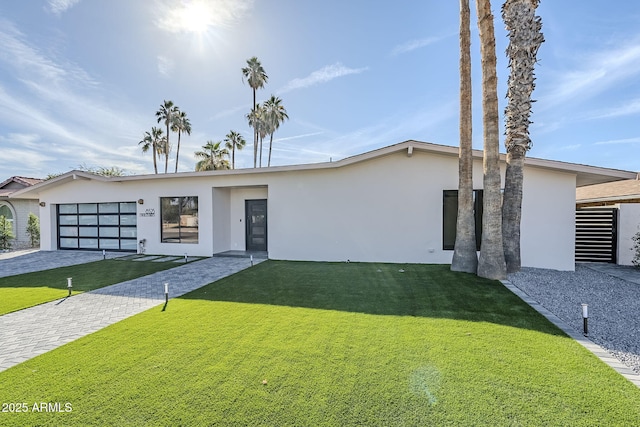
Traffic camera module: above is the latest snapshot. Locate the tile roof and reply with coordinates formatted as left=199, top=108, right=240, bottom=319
left=576, top=178, right=640, bottom=202
left=0, top=176, right=44, bottom=197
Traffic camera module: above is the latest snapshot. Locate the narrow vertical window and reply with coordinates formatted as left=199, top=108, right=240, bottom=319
left=442, top=190, right=483, bottom=250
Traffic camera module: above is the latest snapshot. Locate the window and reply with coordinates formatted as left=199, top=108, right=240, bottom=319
left=161, top=197, right=198, bottom=243
left=442, top=190, right=483, bottom=251
left=0, top=203, right=14, bottom=224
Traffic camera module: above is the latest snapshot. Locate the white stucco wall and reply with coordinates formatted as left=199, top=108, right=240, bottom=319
left=29, top=147, right=577, bottom=270
left=519, top=167, right=576, bottom=270
left=616, top=203, right=640, bottom=266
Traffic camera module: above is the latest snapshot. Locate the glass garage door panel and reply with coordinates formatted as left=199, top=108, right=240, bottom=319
left=58, top=202, right=137, bottom=251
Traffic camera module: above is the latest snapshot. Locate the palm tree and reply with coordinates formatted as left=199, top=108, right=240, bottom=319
left=241, top=57, right=268, bottom=168
left=195, top=141, right=230, bottom=171
left=171, top=110, right=192, bottom=173
left=501, top=0, right=544, bottom=273
left=476, top=0, right=506, bottom=280
left=451, top=0, right=478, bottom=274
left=263, top=95, right=289, bottom=167
left=156, top=100, right=178, bottom=173
left=224, top=130, right=246, bottom=169
left=246, top=105, right=268, bottom=167
left=138, top=127, right=165, bottom=174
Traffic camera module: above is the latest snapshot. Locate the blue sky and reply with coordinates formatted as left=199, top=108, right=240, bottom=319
left=0, top=0, right=639, bottom=177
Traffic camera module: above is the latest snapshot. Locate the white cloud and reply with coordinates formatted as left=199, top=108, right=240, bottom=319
left=391, top=37, right=441, bottom=56
left=0, top=20, right=149, bottom=176
left=155, top=0, right=253, bottom=34
left=593, top=137, right=640, bottom=146
left=589, top=98, right=640, bottom=120
left=278, top=63, right=368, bottom=94
left=47, top=0, right=82, bottom=15
left=157, top=55, right=175, bottom=77
left=540, top=40, right=640, bottom=108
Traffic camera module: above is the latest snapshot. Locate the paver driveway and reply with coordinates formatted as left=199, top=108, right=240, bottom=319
left=0, top=254, right=262, bottom=372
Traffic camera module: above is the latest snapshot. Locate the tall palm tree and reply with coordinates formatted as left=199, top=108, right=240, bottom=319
left=246, top=105, right=268, bottom=167
left=224, top=130, right=246, bottom=169
left=451, top=0, right=478, bottom=274
left=241, top=57, right=268, bottom=168
left=138, top=127, right=165, bottom=174
left=263, top=95, right=289, bottom=167
left=171, top=110, right=192, bottom=173
left=501, top=0, right=544, bottom=273
left=195, top=141, right=230, bottom=171
left=156, top=100, right=178, bottom=173
left=476, top=0, right=506, bottom=280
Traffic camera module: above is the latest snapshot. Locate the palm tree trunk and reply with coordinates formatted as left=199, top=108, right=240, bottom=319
left=501, top=0, right=544, bottom=273
left=502, top=147, right=525, bottom=272
left=165, top=123, right=170, bottom=174
left=259, top=136, right=263, bottom=167
left=476, top=0, right=506, bottom=280
left=268, top=133, right=274, bottom=167
left=152, top=142, right=158, bottom=174
left=253, top=89, right=258, bottom=168
left=175, top=131, right=181, bottom=173
left=451, top=0, right=478, bottom=274
left=232, top=145, right=236, bottom=169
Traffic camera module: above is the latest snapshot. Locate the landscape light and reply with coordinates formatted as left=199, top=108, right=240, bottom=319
left=102, top=249, right=106, bottom=260
left=67, top=277, right=72, bottom=297
left=250, top=254, right=253, bottom=267
left=581, top=303, right=589, bottom=336
left=164, top=282, right=169, bottom=304
left=184, top=253, right=188, bottom=263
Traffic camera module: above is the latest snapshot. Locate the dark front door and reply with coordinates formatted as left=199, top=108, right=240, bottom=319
left=245, top=199, right=267, bottom=252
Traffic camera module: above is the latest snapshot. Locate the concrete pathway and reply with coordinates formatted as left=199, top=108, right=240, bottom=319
left=0, top=256, right=263, bottom=372
left=583, top=262, right=640, bottom=285
left=0, top=250, right=128, bottom=278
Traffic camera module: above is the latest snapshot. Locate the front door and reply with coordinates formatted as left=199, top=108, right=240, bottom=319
left=245, top=199, right=267, bottom=252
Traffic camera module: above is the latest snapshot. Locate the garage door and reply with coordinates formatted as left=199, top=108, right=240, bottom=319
left=58, top=202, right=137, bottom=251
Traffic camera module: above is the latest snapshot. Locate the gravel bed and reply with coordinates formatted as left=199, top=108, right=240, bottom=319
left=507, top=264, right=640, bottom=375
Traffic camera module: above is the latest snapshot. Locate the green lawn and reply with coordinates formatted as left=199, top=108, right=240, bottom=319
left=0, top=258, right=189, bottom=315
left=0, top=261, right=639, bottom=426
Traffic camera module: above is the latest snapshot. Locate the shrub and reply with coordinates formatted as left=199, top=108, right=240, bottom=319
left=631, top=231, right=640, bottom=268
left=0, top=215, right=14, bottom=250
left=26, top=212, right=40, bottom=248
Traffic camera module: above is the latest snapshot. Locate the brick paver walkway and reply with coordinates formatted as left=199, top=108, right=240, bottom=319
left=0, top=255, right=263, bottom=372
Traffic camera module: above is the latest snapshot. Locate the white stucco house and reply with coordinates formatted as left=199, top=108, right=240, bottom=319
left=11, top=141, right=636, bottom=271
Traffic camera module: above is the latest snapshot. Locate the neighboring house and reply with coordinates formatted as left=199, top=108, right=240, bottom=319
left=576, top=178, right=640, bottom=266
left=12, top=141, right=636, bottom=271
left=0, top=176, right=43, bottom=249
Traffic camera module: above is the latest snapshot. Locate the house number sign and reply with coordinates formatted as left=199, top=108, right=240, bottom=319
left=139, top=209, right=155, bottom=217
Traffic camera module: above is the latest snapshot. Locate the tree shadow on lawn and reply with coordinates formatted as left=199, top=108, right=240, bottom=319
left=179, top=260, right=565, bottom=336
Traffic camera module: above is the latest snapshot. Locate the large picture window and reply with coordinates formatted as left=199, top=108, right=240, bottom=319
left=161, top=197, right=198, bottom=244
left=442, top=190, right=483, bottom=251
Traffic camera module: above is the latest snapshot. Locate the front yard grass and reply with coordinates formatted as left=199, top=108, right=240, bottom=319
left=0, top=258, right=187, bottom=315
left=0, top=261, right=639, bottom=426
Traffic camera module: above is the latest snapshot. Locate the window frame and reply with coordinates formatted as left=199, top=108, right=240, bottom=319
left=442, top=190, right=483, bottom=251
left=160, top=196, right=199, bottom=244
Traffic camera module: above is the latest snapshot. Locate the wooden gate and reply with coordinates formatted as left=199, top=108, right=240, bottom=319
left=575, top=207, right=618, bottom=263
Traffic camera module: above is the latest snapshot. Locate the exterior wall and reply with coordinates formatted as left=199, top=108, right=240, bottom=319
left=1, top=199, right=40, bottom=249
left=519, top=167, right=576, bottom=270
left=30, top=149, right=577, bottom=270
left=616, top=203, right=640, bottom=266
left=267, top=151, right=464, bottom=264
left=37, top=178, right=215, bottom=256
